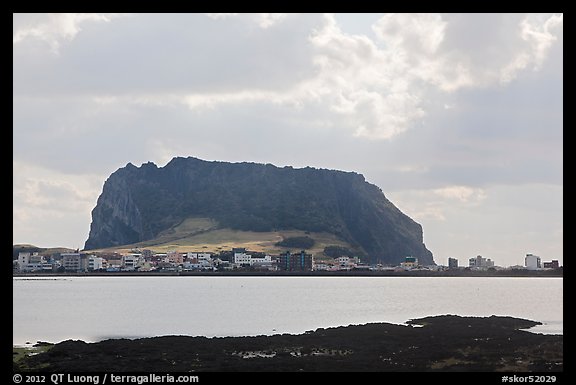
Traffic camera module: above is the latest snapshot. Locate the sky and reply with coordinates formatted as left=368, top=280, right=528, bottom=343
left=13, top=13, right=563, bottom=267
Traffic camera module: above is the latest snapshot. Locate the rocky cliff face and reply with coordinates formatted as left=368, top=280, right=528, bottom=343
left=84, top=157, right=434, bottom=265
left=85, top=167, right=144, bottom=248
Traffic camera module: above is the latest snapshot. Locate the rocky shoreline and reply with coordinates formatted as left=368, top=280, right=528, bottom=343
left=14, top=315, right=562, bottom=372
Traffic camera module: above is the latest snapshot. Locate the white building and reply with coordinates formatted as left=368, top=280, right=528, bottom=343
left=525, top=254, right=541, bottom=270
left=468, top=255, right=494, bottom=269
left=232, top=252, right=273, bottom=268
left=17, top=252, right=53, bottom=272
left=337, top=256, right=350, bottom=267
left=17, top=252, right=32, bottom=271
left=88, top=256, right=104, bottom=271
left=188, top=252, right=212, bottom=261
left=250, top=255, right=273, bottom=269
left=183, top=253, right=214, bottom=270
left=122, top=254, right=140, bottom=271
left=233, top=252, right=252, bottom=266
left=186, top=253, right=213, bottom=269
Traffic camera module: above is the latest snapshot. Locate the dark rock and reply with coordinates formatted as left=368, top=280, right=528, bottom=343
left=20, top=316, right=562, bottom=372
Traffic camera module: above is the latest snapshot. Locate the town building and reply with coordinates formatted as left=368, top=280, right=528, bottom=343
left=17, top=252, right=32, bottom=271
left=448, top=258, right=459, bottom=269
left=337, top=256, right=350, bottom=266
left=231, top=251, right=274, bottom=269
left=122, top=254, right=140, bottom=271
left=16, top=252, right=53, bottom=272
left=167, top=251, right=183, bottom=265
left=188, top=252, right=212, bottom=260
left=335, top=256, right=361, bottom=270
left=61, top=253, right=87, bottom=272
left=106, top=257, right=123, bottom=270
left=250, top=255, right=274, bottom=270
left=88, top=256, right=104, bottom=271
left=525, top=254, right=541, bottom=270
left=468, top=255, right=494, bottom=269
left=184, top=252, right=215, bottom=270
left=313, top=262, right=332, bottom=271
left=543, top=260, right=559, bottom=269
left=400, top=256, right=419, bottom=270
left=233, top=251, right=253, bottom=267
left=277, top=250, right=313, bottom=271
left=141, top=249, right=153, bottom=259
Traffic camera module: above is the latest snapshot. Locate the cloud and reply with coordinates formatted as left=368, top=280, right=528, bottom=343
left=520, top=13, right=563, bottom=71
left=206, top=13, right=290, bottom=29
left=13, top=161, right=104, bottom=246
left=433, top=185, right=487, bottom=203
left=13, top=13, right=125, bottom=52
left=371, top=13, right=563, bottom=91
left=372, top=13, right=446, bottom=55
left=13, top=13, right=562, bottom=141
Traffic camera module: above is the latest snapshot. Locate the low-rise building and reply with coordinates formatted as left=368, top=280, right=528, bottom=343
left=183, top=252, right=214, bottom=270
left=88, top=256, right=104, bottom=271
left=16, top=251, right=54, bottom=272
left=233, top=252, right=252, bottom=267
left=167, top=251, right=183, bottom=265
left=338, top=256, right=350, bottom=267
left=543, top=260, right=559, bottom=269
left=122, top=254, right=140, bottom=271
left=61, top=253, right=87, bottom=272
left=400, top=256, right=419, bottom=270
left=231, top=251, right=274, bottom=269
left=525, top=254, right=541, bottom=270
left=448, top=258, right=459, bottom=269
left=251, top=255, right=274, bottom=270
left=17, top=252, right=33, bottom=271
left=469, top=255, right=494, bottom=269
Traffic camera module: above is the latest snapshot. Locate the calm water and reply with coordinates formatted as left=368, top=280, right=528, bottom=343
left=13, top=276, right=562, bottom=345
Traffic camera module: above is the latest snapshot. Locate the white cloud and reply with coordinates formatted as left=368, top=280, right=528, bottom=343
left=13, top=161, right=104, bottom=246
left=520, top=13, right=563, bottom=70
left=13, top=13, right=125, bottom=52
left=205, top=13, right=289, bottom=29
left=433, top=185, right=487, bottom=203
left=306, top=14, right=426, bottom=139
left=371, top=13, right=563, bottom=91
left=372, top=13, right=446, bottom=55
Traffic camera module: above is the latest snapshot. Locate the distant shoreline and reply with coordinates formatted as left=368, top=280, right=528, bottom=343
left=13, top=269, right=563, bottom=278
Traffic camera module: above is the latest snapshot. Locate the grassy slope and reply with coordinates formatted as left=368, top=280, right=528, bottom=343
left=13, top=245, right=76, bottom=258
left=13, top=344, right=54, bottom=371
left=88, top=217, right=352, bottom=257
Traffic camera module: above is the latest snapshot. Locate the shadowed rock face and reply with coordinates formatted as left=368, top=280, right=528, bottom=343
left=84, top=157, right=433, bottom=265
left=18, top=316, right=562, bottom=372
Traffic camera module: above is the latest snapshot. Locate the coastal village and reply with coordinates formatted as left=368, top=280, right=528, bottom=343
left=14, top=248, right=561, bottom=274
